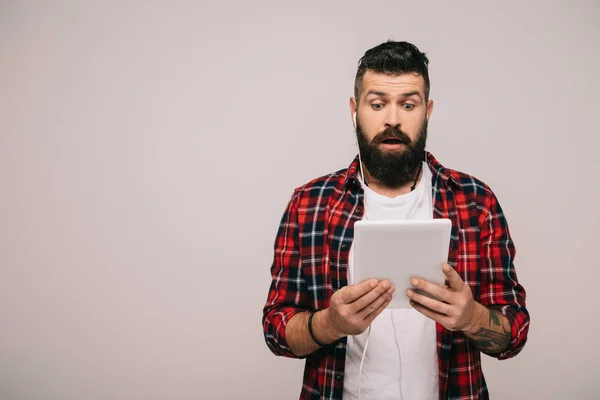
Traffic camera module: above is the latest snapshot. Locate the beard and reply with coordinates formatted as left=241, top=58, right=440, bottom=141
left=355, top=116, right=428, bottom=188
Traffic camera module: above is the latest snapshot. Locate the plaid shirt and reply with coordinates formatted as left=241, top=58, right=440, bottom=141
left=263, top=152, right=530, bottom=400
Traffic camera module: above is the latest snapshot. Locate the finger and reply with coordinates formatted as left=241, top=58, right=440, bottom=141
left=410, top=277, right=452, bottom=303
left=364, top=293, right=393, bottom=323
left=409, top=300, right=451, bottom=326
left=341, top=279, right=378, bottom=303
left=406, top=289, right=451, bottom=315
left=357, top=285, right=395, bottom=318
left=442, top=264, right=465, bottom=289
left=351, top=280, right=393, bottom=312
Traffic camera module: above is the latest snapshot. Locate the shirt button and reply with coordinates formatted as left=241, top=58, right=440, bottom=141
left=354, top=208, right=362, bottom=214
left=335, top=373, right=343, bottom=380
left=336, top=342, right=344, bottom=349
left=341, top=243, right=347, bottom=250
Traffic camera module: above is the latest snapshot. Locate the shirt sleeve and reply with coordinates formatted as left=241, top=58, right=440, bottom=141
left=477, top=190, right=530, bottom=360
left=262, top=189, right=310, bottom=358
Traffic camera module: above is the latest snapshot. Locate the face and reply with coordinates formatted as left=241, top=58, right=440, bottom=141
left=351, top=71, right=434, bottom=187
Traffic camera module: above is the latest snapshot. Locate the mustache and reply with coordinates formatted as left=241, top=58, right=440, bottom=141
left=371, top=126, right=412, bottom=145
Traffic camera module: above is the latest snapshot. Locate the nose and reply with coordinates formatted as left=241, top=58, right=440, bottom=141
left=385, top=106, right=400, bottom=128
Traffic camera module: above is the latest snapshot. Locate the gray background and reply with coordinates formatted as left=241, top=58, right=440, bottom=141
left=1, top=0, right=599, bottom=399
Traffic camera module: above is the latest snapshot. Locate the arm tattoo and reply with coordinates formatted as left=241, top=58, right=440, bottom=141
left=466, top=309, right=511, bottom=353
left=489, top=309, right=501, bottom=326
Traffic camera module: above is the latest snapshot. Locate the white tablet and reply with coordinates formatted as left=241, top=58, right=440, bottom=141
left=352, top=219, right=452, bottom=309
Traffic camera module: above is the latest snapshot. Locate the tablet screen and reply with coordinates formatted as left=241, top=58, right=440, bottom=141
left=352, top=219, right=452, bottom=309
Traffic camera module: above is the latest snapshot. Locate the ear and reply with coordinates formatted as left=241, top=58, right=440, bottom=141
left=426, top=99, right=434, bottom=121
left=349, top=97, right=357, bottom=126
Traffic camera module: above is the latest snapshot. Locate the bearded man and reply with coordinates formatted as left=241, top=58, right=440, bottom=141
left=262, top=40, right=530, bottom=400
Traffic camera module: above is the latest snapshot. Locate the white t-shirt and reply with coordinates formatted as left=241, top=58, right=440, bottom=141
left=343, top=162, right=439, bottom=400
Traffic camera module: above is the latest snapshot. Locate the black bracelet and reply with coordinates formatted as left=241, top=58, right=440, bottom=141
left=308, top=310, right=329, bottom=347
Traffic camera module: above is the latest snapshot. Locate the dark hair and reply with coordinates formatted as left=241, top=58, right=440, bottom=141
left=354, top=40, right=430, bottom=102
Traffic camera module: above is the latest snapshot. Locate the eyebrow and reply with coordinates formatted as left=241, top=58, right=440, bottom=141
left=364, top=90, right=422, bottom=99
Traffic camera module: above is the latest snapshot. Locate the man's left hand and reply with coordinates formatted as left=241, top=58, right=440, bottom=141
left=406, top=264, right=483, bottom=334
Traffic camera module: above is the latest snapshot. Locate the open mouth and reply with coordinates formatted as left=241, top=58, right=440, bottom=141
left=381, top=138, right=403, bottom=144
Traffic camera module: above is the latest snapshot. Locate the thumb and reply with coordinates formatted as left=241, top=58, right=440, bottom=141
left=442, top=264, right=464, bottom=289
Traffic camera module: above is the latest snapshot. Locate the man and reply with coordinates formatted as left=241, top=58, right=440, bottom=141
left=262, top=40, right=529, bottom=400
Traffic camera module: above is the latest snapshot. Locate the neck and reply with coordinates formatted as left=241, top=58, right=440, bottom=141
left=361, top=163, right=423, bottom=198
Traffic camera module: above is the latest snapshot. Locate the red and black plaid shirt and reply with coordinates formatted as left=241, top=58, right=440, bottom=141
left=263, top=152, right=530, bottom=400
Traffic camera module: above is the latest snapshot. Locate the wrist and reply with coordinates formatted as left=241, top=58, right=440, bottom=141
left=312, top=309, right=344, bottom=344
left=463, top=302, right=487, bottom=335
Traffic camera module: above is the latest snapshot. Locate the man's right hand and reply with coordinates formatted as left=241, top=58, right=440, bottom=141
left=315, top=279, right=395, bottom=342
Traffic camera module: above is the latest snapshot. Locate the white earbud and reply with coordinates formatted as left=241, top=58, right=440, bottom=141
left=353, top=112, right=357, bottom=128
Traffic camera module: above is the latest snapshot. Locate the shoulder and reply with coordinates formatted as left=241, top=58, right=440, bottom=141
left=447, top=168, right=495, bottom=199
left=288, top=168, right=349, bottom=211
left=428, top=152, right=497, bottom=202
left=428, top=154, right=503, bottom=224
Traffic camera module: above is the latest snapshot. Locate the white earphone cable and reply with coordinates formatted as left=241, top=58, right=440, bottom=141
left=358, top=325, right=371, bottom=400
left=391, top=310, right=404, bottom=400
left=353, top=112, right=367, bottom=185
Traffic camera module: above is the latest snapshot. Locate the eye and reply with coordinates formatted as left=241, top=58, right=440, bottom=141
left=371, top=103, right=384, bottom=110
left=403, top=103, right=415, bottom=111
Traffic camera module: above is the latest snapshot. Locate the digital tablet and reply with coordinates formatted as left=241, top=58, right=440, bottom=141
left=352, top=219, right=452, bottom=309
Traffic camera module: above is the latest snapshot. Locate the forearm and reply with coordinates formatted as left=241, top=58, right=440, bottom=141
left=463, top=302, right=511, bottom=354
left=286, top=310, right=343, bottom=357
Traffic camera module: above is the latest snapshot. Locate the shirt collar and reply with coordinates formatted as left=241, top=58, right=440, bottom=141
left=343, top=151, right=462, bottom=189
